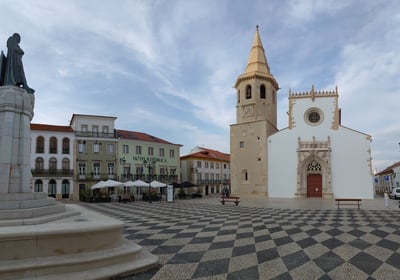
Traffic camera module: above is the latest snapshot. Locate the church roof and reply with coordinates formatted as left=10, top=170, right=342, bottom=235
left=244, top=25, right=270, bottom=74
left=235, top=26, right=278, bottom=89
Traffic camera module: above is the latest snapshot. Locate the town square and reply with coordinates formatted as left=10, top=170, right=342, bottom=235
left=1, top=1, right=400, bottom=279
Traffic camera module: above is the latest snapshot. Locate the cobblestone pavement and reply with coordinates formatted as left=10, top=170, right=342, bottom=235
left=83, top=197, right=400, bottom=280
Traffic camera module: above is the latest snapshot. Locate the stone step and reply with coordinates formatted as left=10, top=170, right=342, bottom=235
left=0, top=203, right=65, bottom=220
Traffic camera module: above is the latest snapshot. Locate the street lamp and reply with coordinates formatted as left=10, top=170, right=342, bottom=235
left=143, top=160, right=156, bottom=203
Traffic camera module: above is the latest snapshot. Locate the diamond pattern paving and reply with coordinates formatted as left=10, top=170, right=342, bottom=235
left=83, top=200, right=400, bottom=280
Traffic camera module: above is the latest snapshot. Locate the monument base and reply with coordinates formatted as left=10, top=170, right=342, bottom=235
left=0, top=204, right=158, bottom=279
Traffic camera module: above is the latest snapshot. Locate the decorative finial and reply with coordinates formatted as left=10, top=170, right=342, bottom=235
left=256, top=25, right=259, bottom=31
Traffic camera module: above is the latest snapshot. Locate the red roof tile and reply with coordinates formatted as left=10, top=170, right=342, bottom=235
left=376, top=161, right=400, bottom=176
left=31, top=123, right=74, bottom=132
left=181, top=147, right=230, bottom=162
left=116, top=129, right=181, bottom=146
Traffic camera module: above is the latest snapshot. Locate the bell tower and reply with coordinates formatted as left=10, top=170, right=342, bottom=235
left=230, top=26, right=279, bottom=196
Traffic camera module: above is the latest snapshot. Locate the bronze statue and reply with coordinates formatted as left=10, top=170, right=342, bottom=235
left=0, top=33, right=34, bottom=93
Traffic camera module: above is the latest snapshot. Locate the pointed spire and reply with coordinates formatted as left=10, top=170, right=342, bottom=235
left=244, top=26, right=271, bottom=74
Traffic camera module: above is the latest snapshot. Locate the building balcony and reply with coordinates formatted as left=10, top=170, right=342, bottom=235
left=76, top=173, right=117, bottom=181
left=197, top=179, right=225, bottom=185
left=74, top=131, right=115, bottom=138
left=119, top=174, right=178, bottom=183
left=31, top=169, right=74, bottom=177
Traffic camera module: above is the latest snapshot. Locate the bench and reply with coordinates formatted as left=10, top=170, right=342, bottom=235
left=335, top=198, right=362, bottom=210
left=220, top=196, right=240, bottom=206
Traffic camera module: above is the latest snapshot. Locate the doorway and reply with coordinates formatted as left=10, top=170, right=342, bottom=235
left=307, top=174, right=322, bottom=197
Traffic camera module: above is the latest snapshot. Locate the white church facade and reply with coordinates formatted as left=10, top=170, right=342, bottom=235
left=230, top=27, right=374, bottom=199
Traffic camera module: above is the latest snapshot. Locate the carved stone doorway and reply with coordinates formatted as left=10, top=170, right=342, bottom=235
left=307, top=174, right=322, bottom=197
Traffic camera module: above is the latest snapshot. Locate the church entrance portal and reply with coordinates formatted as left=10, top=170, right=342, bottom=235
left=307, top=174, right=322, bottom=197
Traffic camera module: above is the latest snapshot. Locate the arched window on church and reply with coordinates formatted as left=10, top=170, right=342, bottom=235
left=260, top=84, right=266, bottom=99
left=241, top=169, right=248, bottom=182
left=237, top=89, right=240, bottom=103
left=245, top=85, right=252, bottom=99
left=307, top=160, right=322, bottom=172
left=272, top=90, right=275, bottom=104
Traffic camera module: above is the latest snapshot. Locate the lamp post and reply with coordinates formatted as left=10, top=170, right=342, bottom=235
left=143, top=160, right=156, bottom=203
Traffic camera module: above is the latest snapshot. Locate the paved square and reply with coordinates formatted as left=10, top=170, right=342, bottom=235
left=84, top=200, right=400, bottom=280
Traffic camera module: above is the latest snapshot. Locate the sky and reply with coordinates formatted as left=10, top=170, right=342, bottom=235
left=1, top=0, right=399, bottom=172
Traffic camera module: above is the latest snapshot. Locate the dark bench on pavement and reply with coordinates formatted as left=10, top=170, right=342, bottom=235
left=335, top=198, right=362, bottom=210
left=220, top=196, right=240, bottom=206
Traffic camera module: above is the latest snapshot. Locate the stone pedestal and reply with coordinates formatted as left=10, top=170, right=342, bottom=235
left=0, top=86, right=34, bottom=194
left=0, top=205, right=158, bottom=280
left=0, top=87, right=158, bottom=279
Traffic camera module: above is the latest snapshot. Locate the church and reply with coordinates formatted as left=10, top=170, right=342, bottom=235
left=230, top=27, right=374, bottom=199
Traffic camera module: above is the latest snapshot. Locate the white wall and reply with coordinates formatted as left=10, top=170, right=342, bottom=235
left=268, top=95, right=373, bottom=199
left=268, top=128, right=298, bottom=197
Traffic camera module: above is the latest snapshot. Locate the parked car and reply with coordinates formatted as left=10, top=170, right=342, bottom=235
left=389, top=188, right=400, bottom=199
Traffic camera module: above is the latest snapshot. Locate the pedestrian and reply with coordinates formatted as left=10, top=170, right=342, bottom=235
left=384, top=192, right=389, bottom=207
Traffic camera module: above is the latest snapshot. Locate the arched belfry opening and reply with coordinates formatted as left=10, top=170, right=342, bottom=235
left=296, top=137, right=333, bottom=198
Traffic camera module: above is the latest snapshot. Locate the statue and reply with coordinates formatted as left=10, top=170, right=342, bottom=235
left=0, top=33, right=34, bottom=94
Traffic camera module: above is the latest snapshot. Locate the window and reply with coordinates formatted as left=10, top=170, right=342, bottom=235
left=107, top=143, right=114, bottom=153
left=205, top=162, right=209, bottom=168
left=197, top=161, right=202, bottom=168
left=159, top=148, right=165, bottom=157
left=309, top=112, right=320, bottom=123
left=79, top=162, right=86, bottom=175
left=102, top=126, right=109, bottom=136
left=216, top=163, right=219, bottom=169
left=237, top=89, right=240, bottom=103
left=78, top=141, right=86, bottom=153
left=35, top=157, right=44, bottom=171
left=305, top=108, right=323, bottom=125
left=160, top=167, right=166, bottom=175
left=123, top=145, right=129, bottom=154
left=169, top=149, right=175, bottom=158
left=48, top=179, right=56, bottom=198
left=62, top=158, right=69, bottom=170
left=136, top=166, right=143, bottom=174
left=92, top=125, right=99, bottom=136
left=34, top=180, right=43, bottom=192
left=93, top=142, right=100, bottom=153
left=49, top=137, right=57, bottom=154
left=49, top=158, right=57, bottom=172
left=93, top=162, right=100, bottom=178
left=245, top=85, right=252, bottom=99
left=62, top=138, right=70, bottom=154
left=307, top=160, right=322, bottom=171
left=210, top=162, right=214, bottom=169
left=136, top=145, right=142, bottom=155
left=148, top=147, right=154, bottom=156
left=108, top=162, right=115, bottom=176
left=240, top=141, right=244, bottom=148
left=272, top=90, right=275, bottom=104
left=123, top=166, right=130, bottom=180
left=81, top=124, right=88, bottom=132
left=260, top=84, right=266, bottom=99
left=36, top=136, right=44, bottom=153
left=62, top=180, right=70, bottom=198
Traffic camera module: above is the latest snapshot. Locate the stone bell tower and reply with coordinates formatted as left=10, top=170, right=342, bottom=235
left=230, top=26, right=279, bottom=196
